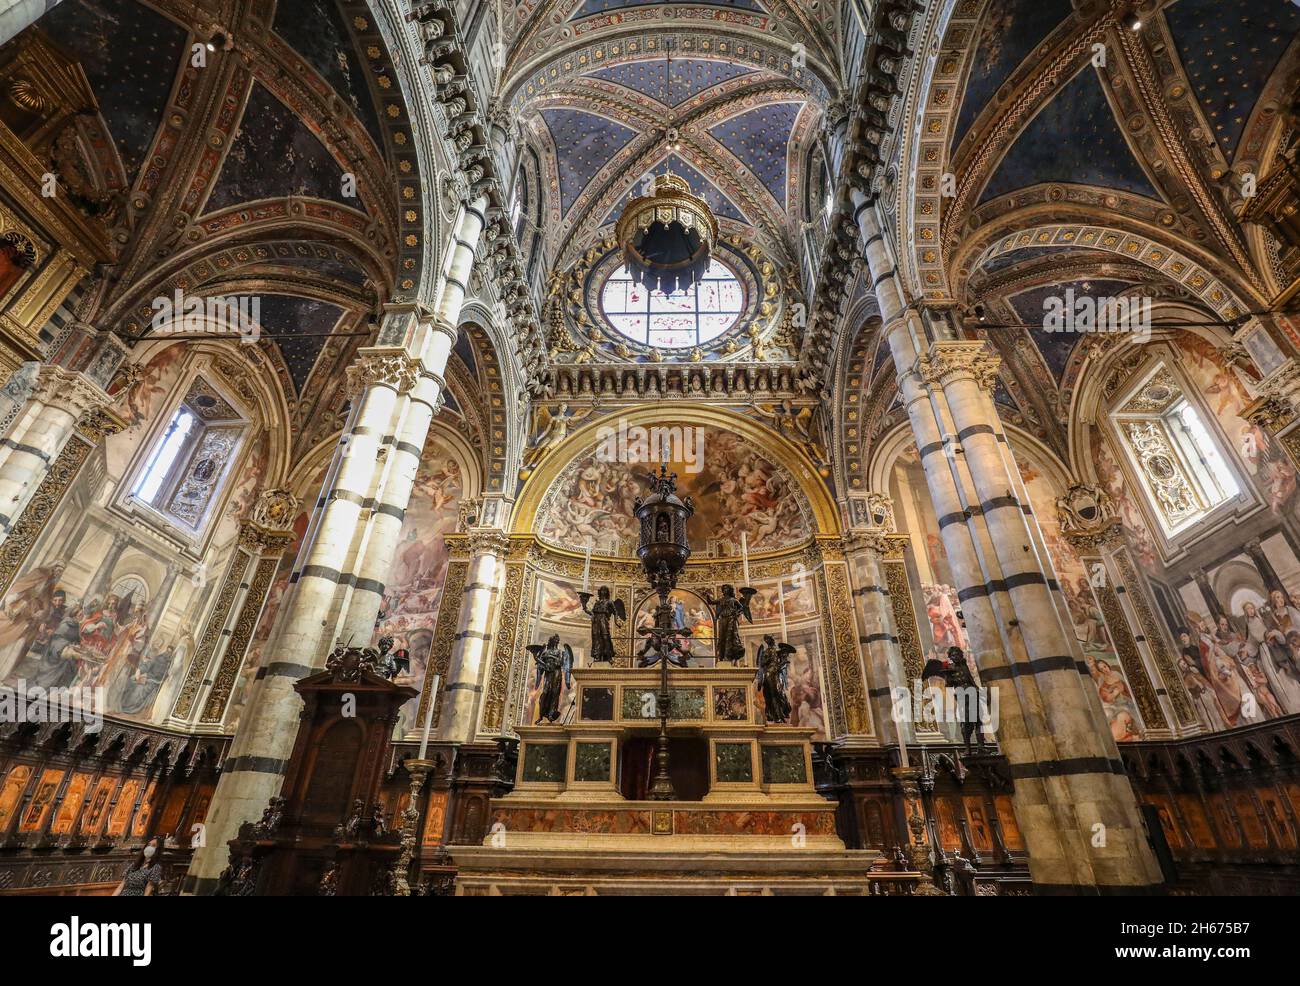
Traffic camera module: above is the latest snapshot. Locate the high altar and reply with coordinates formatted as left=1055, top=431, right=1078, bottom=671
left=449, top=466, right=882, bottom=894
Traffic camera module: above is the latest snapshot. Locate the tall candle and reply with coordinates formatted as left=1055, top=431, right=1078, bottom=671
left=740, top=532, right=750, bottom=585
left=417, top=674, right=441, bottom=761
left=582, top=539, right=592, bottom=592
left=778, top=579, right=788, bottom=639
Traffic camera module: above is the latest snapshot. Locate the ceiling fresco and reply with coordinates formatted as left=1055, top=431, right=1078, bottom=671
left=708, top=101, right=803, bottom=207
left=40, top=0, right=187, bottom=184
left=952, top=0, right=1076, bottom=151
left=257, top=293, right=346, bottom=395
left=273, top=0, right=385, bottom=149
left=540, top=107, right=639, bottom=216
left=572, top=0, right=767, bottom=16
left=1164, top=0, right=1300, bottom=160
left=589, top=56, right=757, bottom=104
left=1006, top=277, right=1136, bottom=382
left=980, top=66, right=1161, bottom=203
left=205, top=82, right=352, bottom=214
left=600, top=154, right=748, bottom=225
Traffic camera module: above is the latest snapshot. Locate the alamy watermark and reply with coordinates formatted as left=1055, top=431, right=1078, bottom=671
left=150, top=289, right=261, bottom=343
left=0, top=682, right=103, bottom=733
left=595, top=418, right=705, bottom=473
left=1042, top=288, right=1152, bottom=343
left=890, top=680, right=1000, bottom=730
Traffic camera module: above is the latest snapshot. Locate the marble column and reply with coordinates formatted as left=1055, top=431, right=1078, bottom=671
left=186, top=199, right=489, bottom=893
left=0, top=0, right=62, bottom=46
left=83, top=531, right=130, bottom=603
left=850, top=190, right=1163, bottom=892
left=842, top=528, right=913, bottom=750
left=438, top=530, right=509, bottom=742
left=0, top=364, right=110, bottom=542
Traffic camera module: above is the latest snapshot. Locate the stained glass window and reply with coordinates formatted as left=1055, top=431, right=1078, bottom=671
left=601, top=260, right=743, bottom=348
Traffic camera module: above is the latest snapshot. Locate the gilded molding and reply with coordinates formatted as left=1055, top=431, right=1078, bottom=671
left=883, top=558, right=924, bottom=685
left=1113, top=551, right=1197, bottom=727
left=414, top=558, right=469, bottom=730
left=481, top=561, right=529, bottom=733
left=199, top=555, right=280, bottom=724
left=1094, top=582, right=1167, bottom=731
left=823, top=563, right=869, bottom=736
left=170, top=551, right=250, bottom=721
left=0, top=434, right=91, bottom=598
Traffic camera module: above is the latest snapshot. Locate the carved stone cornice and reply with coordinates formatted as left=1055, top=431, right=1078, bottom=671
left=345, top=351, right=421, bottom=397
left=915, top=341, right=1001, bottom=392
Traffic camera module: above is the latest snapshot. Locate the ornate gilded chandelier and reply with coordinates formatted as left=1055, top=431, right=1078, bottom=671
left=615, top=173, right=718, bottom=296
left=614, top=41, right=717, bottom=296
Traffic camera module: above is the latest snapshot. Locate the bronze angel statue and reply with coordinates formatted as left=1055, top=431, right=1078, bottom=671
left=578, top=586, right=625, bottom=663
left=703, top=584, right=757, bottom=664
left=526, top=634, right=574, bottom=724
left=755, top=635, right=796, bottom=723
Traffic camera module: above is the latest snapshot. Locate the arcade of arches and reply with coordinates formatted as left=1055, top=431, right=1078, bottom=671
left=0, top=0, right=1296, bottom=897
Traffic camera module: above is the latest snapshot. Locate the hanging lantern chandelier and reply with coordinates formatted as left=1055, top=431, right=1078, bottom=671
left=615, top=173, right=718, bottom=297
left=614, top=41, right=718, bottom=297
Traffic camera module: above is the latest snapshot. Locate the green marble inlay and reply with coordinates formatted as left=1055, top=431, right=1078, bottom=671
left=621, top=687, right=707, bottom=720
left=760, top=745, right=807, bottom=784
left=521, top=743, right=567, bottom=783
left=574, top=742, right=612, bottom=783
left=715, top=743, right=754, bottom=783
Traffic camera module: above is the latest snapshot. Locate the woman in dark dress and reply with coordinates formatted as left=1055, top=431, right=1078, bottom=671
left=113, top=837, right=164, bottom=896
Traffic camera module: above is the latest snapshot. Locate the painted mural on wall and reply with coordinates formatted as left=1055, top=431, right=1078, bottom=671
left=372, top=445, right=462, bottom=735
left=1090, top=335, right=1300, bottom=730
left=1020, top=464, right=1146, bottom=741
left=0, top=345, right=263, bottom=726
left=535, top=423, right=812, bottom=554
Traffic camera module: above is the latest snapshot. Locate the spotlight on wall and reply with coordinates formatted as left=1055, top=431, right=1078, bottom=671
left=973, top=304, right=987, bottom=322
left=207, top=30, right=233, bottom=52
left=1121, top=11, right=1142, bottom=32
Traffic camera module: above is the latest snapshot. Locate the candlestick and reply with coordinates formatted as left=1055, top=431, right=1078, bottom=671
left=417, top=674, right=441, bottom=761
left=740, top=532, right=750, bottom=585
left=778, top=578, right=788, bottom=639
left=582, top=539, right=592, bottom=592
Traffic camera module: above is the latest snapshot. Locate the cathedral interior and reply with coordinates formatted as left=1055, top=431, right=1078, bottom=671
left=0, top=0, right=1297, bottom=899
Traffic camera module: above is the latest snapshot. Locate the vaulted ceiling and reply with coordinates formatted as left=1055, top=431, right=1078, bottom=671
left=502, top=0, right=841, bottom=267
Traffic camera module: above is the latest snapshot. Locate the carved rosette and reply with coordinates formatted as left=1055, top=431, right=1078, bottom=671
left=917, top=341, right=1001, bottom=392
left=346, top=351, right=421, bottom=397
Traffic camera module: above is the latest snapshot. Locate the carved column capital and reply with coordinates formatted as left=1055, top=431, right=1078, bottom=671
left=73, top=406, right=125, bottom=444
left=916, top=340, right=1001, bottom=392
left=345, top=350, right=421, bottom=397
left=31, top=365, right=112, bottom=418
left=466, top=530, right=512, bottom=557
